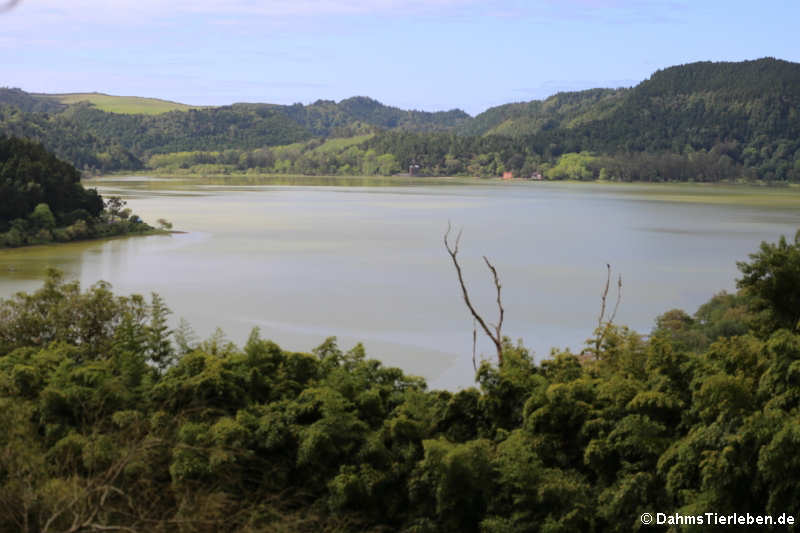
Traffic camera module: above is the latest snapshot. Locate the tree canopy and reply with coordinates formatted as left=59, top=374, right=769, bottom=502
left=2, top=233, right=800, bottom=531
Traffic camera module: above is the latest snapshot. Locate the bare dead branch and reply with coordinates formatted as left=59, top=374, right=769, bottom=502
left=444, top=223, right=504, bottom=366
left=594, top=265, right=623, bottom=353
left=609, top=274, right=622, bottom=326
left=472, top=319, right=477, bottom=372
left=484, top=255, right=504, bottom=344
left=598, top=263, right=611, bottom=330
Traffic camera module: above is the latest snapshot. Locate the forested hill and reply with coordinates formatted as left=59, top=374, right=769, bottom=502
left=465, top=58, right=800, bottom=142
left=0, top=88, right=67, bottom=114
left=281, top=96, right=470, bottom=136
left=2, top=58, right=799, bottom=181
left=457, top=88, right=628, bottom=137
left=558, top=57, right=800, bottom=154
left=0, top=90, right=469, bottom=172
left=362, top=58, right=800, bottom=181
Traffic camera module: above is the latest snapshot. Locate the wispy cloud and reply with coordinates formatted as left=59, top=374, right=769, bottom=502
left=15, top=0, right=482, bottom=19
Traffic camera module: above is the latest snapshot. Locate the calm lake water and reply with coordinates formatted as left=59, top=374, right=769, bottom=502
left=2, top=176, right=799, bottom=389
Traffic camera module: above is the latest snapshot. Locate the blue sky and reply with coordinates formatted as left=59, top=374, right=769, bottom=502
left=1, top=0, right=798, bottom=115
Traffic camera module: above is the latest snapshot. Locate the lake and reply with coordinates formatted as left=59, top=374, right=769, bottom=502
left=2, top=176, right=799, bottom=389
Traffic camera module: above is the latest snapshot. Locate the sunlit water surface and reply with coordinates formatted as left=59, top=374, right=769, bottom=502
left=2, top=176, right=799, bottom=389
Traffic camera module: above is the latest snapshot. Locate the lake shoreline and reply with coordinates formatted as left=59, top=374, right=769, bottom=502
left=0, top=228, right=173, bottom=253
left=85, top=172, right=800, bottom=209
left=89, top=170, right=799, bottom=187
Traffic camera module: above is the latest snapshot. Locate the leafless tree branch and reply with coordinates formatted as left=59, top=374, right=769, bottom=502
left=598, top=263, right=611, bottom=330
left=484, top=255, right=504, bottom=344
left=594, top=264, right=623, bottom=353
left=609, top=274, right=622, bottom=326
left=472, top=319, right=477, bottom=372
left=444, top=223, right=504, bottom=366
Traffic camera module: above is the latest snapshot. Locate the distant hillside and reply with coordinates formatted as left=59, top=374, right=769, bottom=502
left=0, top=88, right=66, bottom=113
left=0, top=91, right=471, bottom=171
left=2, top=58, right=799, bottom=181
left=459, top=88, right=628, bottom=137
left=35, top=92, right=200, bottom=115
left=565, top=57, right=800, bottom=155
left=362, top=58, right=800, bottom=181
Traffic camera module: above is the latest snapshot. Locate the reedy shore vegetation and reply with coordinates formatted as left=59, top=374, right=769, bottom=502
left=1, top=232, right=800, bottom=532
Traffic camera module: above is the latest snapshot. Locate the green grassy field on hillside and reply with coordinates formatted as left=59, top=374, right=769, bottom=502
left=35, top=92, right=199, bottom=114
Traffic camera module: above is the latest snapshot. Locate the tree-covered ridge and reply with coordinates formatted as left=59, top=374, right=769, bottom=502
left=357, top=61, right=800, bottom=181
left=0, top=88, right=67, bottom=114
left=0, top=136, right=156, bottom=247
left=464, top=58, right=800, bottom=141
left=0, top=92, right=470, bottom=173
left=458, top=88, right=628, bottom=137
left=2, top=234, right=800, bottom=531
left=2, top=58, right=800, bottom=180
left=284, top=96, right=470, bottom=136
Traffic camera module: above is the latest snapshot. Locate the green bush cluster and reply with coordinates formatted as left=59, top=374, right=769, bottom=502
left=2, top=233, right=800, bottom=531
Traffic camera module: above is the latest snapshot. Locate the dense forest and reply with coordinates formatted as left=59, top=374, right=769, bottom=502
left=0, top=136, right=156, bottom=248
left=1, top=231, right=800, bottom=531
left=2, top=58, right=800, bottom=181
left=0, top=92, right=468, bottom=173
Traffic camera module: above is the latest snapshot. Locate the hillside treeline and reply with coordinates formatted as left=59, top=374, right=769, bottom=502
left=2, top=58, right=800, bottom=181
left=2, top=233, right=800, bottom=531
left=0, top=93, right=468, bottom=173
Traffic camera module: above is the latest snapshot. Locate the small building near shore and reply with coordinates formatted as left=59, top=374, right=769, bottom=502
left=502, top=171, right=513, bottom=180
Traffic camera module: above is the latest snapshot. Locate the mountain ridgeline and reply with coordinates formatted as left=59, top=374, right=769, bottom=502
left=2, top=58, right=799, bottom=181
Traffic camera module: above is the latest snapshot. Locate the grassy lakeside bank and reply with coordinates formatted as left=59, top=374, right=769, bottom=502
left=85, top=172, right=484, bottom=189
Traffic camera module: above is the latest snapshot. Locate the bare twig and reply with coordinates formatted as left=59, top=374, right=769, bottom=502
left=484, top=255, right=505, bottom=346
left=444, top=223, right=504, bottom=366
left=609, top=274, right=622, bottom=326
left=472, top=319, right=477, bottom=372
left=594, top=264, right=623, bottom=352
left=598, top=264, right=611, bottom=331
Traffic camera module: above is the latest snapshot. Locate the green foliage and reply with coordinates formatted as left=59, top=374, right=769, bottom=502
left=737, top=230, right=800, bottom=332
left=545, top=152, right=595, bottom=180
left=2, top=234, right=800, bottom=530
